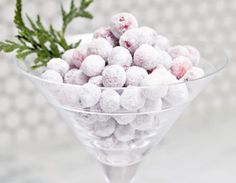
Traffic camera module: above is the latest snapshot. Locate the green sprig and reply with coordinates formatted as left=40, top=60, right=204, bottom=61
left=0, top=0, right=93, bottom=69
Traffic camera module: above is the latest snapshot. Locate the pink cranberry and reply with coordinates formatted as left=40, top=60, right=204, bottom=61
left=170, top=56, right=192, bottom=79
left=72, top=44, right=88, bottom=68
left=110, top=13, right=138, bottom=39
left=93, top=27, right=119, bottom=47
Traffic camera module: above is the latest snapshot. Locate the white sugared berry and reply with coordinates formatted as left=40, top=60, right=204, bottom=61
left=102, top=65, right=126, bottom=87
left=139, top=26, right=158, bottom=44
left=113, top=115, right=136, bottom=125
left=93, top=27, right=119, bottom=47
left=168, top=45, right=200, bottom=66
left=99, top=89, right=120, bottom=112
left=87, top=38, right=112, bottom=60
left=110, top=12, right=138, bottom=39
left=77, top=83, right=101, bottom=108
left=119, top=27, right=158, bottom=54
left=159, top=51, right=172, bottom=69
left=168, top=45, right=189, bottom=59
left=125, top=66, right=148, bottom=86
left=72, top=44, right=88, bottom=68
left=114, top=124, right=135, bottom=142
left=170, top=56, right=192, bottom=79
left=133, top=44, right=162, bottom=70
left=93, top=118, right=116, bottom=137
left=139, top=98, right=162, bottom=112
left=120, top=86, right=146, bottom=111
left=41, top=70, right=63, bottom=83
left=164, top=83, right=189, bottom=105
left=88, top=75, right=103, bottom=86
left=97, top=136, right=117, bottom=149
left=185, top=46, right=200, bottom=66
left=108, top=46, right=132, bottom=68
left=62, top=49, right=76, bottom=68
left=64, top=69, right=88, bottom=85
left=141, top=71, right=169, bottom=99
left=131, top=114, right=155, bottom=131
left=95, top=115, right=111, bottom=122
left=155, top=35, right=170, bottom=51
left=182, top=67, right=204, bottom=81
left=74, top=113, right=97, bottom=125
left=80, top=55, right=105, bottom=77
left=47, top=58, right=69, bottom=76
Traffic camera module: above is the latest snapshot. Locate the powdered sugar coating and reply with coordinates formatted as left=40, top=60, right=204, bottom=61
left=182, top=67, right=204, bottom=81
left=99, top=89, right=120, bottom=112
left=77, top=83, right=101, bottom=108
left=113, top=115, right=136, bottom=125
left=119, top=27, right=158, bottom=54
left=62, top=49, right=76, bottom=68
left=110, top=12, right=138, bottom=39
left=74, top=113, right=97, bottom=125
left=185, top=46, right=200, bottom=66
left=102, top=65, right=126, bottom=87
left=139, top=26, right=158, bottom=44
left=93, top=118, right=116, bottom=137
left=141, top=68, right=173, bottom=99
left=80, top=55, right=105, bottom=77
left=164, top=83, right=189, bottom=105
left=93, top=27, right=119, bottom=47
left=139, top=98, right=162, bottom=112
left=131, top=114, right=155, bottom=131
left=120, top=86, right=146, bottom=111
left=168, top=45, right=200, bottom=66
left=134, top=44, right=162, bottom=70
left=72, top=44, right=88, bottom=68
left=159, top=51, right=173, bottom=69
left=47, top=58, right=69, bottom=76
left=64, top=69, right=88, bottom=85
left=87, top=38, right=112, bottom=60
left=41, top=70, right=63, bottom=83
left=168, top=45, right=189, bottom=59
left=108, top=46, right=132, bottom=68
left=170, top=56, right=193, bottom=79
left=114, top=124, right=135, bottom=142
left=155, top=35, right=170, bottom=51
left=126, top=66, right=148, bottom=86
left=88, top=75, right=103, bottom=86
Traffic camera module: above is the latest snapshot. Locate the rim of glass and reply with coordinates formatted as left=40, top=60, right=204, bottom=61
left=16, top=33, right=229, bottom=89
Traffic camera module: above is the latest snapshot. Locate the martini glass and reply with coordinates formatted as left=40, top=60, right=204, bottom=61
left=16, top=34, right=227, bottom=183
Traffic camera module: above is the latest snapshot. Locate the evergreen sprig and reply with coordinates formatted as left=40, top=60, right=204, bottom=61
left=0, top=0, right=93, bottom=69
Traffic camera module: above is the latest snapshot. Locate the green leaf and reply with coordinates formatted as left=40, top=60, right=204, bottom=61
left=1, top=0, right=94, bottom=69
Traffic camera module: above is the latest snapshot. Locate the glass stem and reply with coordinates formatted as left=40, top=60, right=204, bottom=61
left=102, top=163, right=140, bottom=183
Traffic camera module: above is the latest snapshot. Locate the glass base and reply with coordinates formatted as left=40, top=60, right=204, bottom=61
left=102, top=163, right=140, bottom=183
